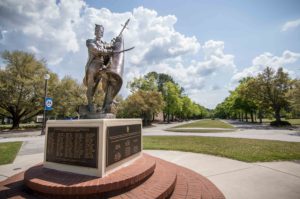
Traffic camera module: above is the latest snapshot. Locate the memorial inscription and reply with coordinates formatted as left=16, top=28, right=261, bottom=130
left=46, top=127, right=98, bottom=168
left=106, top=124, right=141, bottom=167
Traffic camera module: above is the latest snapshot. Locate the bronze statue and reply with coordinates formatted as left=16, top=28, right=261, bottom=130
left=83, top=20, right=132, bottom=116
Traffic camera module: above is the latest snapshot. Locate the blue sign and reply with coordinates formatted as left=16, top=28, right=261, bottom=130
left=45, top=97, right=53, bottom=110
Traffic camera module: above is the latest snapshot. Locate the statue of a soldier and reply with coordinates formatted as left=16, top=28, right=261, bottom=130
left=82, top=20, right=132, bottom=117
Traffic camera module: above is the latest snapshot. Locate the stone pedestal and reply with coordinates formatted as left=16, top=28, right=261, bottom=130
left=44, top=119, right=142, bottom=177
left=78, top=105, right=116, bottom=119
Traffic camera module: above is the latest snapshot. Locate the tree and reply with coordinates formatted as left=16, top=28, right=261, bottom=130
left=236, top=78, right=258, bottom=122
left=127, top=75, right=157, bottom=92
left=117, top=90, right=164, bottom=125
left=181, top=96, right=193, bottom=120
left=256, top=67, right=292, bottom=123
left=288, top=79, right=300, bottom=118
left=50, top=76, right=86, bottom=119
left=0, top=50, right=48, bottom=128
left=163, top=81, right=182, bottom=122
left=145, top=72, right=175, bottom=92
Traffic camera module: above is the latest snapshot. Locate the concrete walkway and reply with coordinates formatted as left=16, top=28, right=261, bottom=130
left=146, top=150, right=300, bottom=199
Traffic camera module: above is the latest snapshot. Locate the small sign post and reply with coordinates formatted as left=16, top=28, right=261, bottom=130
left=45, top=97, right=53, bottom=111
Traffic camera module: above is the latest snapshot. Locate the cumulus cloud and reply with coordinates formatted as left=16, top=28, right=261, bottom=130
left=281, top=18, right=300, bottom=32
left=0, top=0, right=83, bottom=59
left=0, top=0, right=235, bottom=108
left=231, top=50, right=300, bottom=83
left=197, top=40, right=236, bottom=76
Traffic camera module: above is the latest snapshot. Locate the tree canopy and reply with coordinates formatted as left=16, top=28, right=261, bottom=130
left=214, top=67, right=297, bottom=125
left=121, top=71, right=208, bottom=125
left=0, top=51, right=48, bottom=128
left=0, top=50, right=88, bottom=128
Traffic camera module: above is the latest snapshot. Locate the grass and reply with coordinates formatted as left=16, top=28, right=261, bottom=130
left=173, top=119, right=235, bottom=129
left=165, top=128, right=236, bottom=133
left=0, top=142, right=22, bottom=165
left=0, top=123, right=42, bottom=131
left=285, top=119, right=300, bottom=125
left=143, top=136, right=300, bottom=162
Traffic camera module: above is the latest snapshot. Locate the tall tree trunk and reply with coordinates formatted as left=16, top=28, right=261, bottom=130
left=245, top=112, right=248, bottom=122
left=250, top=111, right=254, bottom=123
left=258, top=110, right=263, bottom=123
left=275, top=108, right=281, bottom=122
left=12, top=116, right=20, bottom=129
left=241, top=112, right=244, bottom=121
left=163, top=111, right=166, bottom=122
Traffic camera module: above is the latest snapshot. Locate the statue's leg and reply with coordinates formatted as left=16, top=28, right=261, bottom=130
left=102, top=77, right=118, bottom=113
left=86, top=70, right=96, bottom=112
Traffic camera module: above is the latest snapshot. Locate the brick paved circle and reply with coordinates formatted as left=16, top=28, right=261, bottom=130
left=24, top=154, right=156, bottom=196
left=1, top=153, right=225, bottom=199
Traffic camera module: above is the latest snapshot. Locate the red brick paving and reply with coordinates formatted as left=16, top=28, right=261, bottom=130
left=0, top=153, right=225, bottom=199
left=24, top=154, right=156, bottom=196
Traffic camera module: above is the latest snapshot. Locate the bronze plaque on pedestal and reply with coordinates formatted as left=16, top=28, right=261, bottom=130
left=46, top=127, right=98, bottom=168
left=106, top=124, right=141, bottom=167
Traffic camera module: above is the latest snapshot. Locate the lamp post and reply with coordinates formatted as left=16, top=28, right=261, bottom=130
left=41, top=74, right=50, bottom=135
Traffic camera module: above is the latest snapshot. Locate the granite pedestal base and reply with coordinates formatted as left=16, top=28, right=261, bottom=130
left=44, top=119, right=142, bottom=178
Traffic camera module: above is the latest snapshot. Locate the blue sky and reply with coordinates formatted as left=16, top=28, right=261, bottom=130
left=88, top=0, right=300, bottom=69
left=1, top=0, right=300, bottom=108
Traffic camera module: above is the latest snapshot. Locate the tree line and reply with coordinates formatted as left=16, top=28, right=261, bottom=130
left=117, top=72, right=209, bottom=125
left=214, top=67, right=300, bottom=126
left=0, top=50, right=208, bottom=128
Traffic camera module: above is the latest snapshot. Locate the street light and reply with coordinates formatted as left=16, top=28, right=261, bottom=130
left=41, top=73, right=50, bottom=135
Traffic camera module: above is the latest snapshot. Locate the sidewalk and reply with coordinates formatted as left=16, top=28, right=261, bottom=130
left=146, top=150, right=300, bottom=199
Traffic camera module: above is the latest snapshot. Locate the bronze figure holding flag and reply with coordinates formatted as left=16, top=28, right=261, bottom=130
left=83, top=19, right=133, bottom=116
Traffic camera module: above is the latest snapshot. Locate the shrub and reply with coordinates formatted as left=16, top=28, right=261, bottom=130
left=270, top=120, right=291, bottom=127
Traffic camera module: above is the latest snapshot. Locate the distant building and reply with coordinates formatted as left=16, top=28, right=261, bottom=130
left=36, top=115, right=43, bottom=123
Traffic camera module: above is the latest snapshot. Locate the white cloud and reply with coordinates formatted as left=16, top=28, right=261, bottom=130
left=281, top=18, right=300, bottom=32
left=198, top=40, right=236, bottom=76
left=0, top=0, right=236, bottom=108
left=231, top=50, right=300, bottom=84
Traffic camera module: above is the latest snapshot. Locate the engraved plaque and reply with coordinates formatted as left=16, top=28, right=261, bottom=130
left=46, top=127, right=98, bottom=168
left=106, top=124, right=141, bottom=167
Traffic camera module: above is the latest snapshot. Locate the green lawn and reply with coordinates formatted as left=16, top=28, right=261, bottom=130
left=173, top=119, right=235, bottom=129
left=143, top=136, right=300, bottom=162
left=0, top=142, right=22, bottom=165
left=165, top=128, right=236, bottom=133
left=0, top=123, right=41, bottom=130
left=284, top=119, right=300, bottom=125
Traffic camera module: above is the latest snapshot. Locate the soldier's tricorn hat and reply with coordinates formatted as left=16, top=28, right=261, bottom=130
left=95, top=24, right=104, bottom=31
